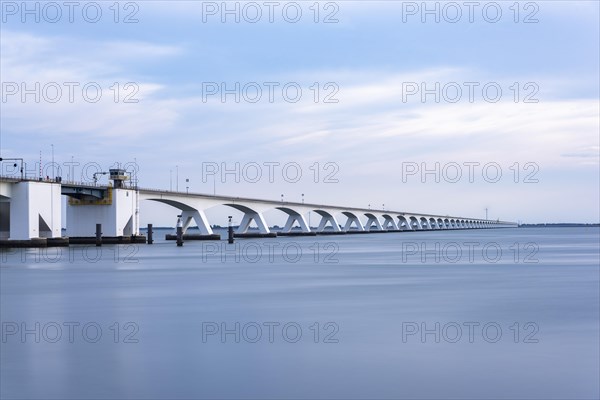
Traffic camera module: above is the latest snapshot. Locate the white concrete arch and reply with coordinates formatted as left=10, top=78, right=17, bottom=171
left=397, top=215, right=411, bottom=230
left=276, top=206, right=310, bottom=233
left=313, top=209, right=342, bottom=232
left=342, top=211, right=364, bottom=232
left=141, top=194, right=273, bottom=235
left=143, top=197, right=213, bottom=235
left=144, top=198, right=198, bottom=212
left=409, top=216, right=421, bottom=230
left=381, top=214, right=398, bottom=230
left=220, top=203, right=272, bottom=234
left=364, top=213, right=384, bottom=231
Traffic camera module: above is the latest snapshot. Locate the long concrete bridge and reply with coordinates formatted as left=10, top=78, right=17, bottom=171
left=0, top=172, right=516, bottom=242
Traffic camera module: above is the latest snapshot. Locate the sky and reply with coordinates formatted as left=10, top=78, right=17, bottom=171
left=1, top=1, right=599, bottom=226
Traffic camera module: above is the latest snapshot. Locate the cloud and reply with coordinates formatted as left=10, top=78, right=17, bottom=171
left=1, top=28, right=598, bottom=222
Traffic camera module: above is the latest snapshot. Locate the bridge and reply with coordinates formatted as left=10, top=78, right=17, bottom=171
left=0, top=172, right=517, bottom=242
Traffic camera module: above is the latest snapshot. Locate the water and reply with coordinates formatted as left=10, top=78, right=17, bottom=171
left=1, top=227, right=599, bottom=399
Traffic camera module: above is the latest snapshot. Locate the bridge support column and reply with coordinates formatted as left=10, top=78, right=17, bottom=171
left=343, top=215, right=364, bottom=232
left=382, top=216, right=398, bottom=231
left=408, top=216, right=420, bottom=230
left=237, top=211, right=270, bottom=234
left=180, top=210, right=213, bottom=235
left=66, top=188, right=139, bottom=237
left=317, top=214, right=342, bottom=233
left=365, top=215, right=384, bottom=231
left=9, top=181, right=61, bottom=240
left=397, top=216, right=411, bottom=230
left=282, top=213, right=311, bottom=233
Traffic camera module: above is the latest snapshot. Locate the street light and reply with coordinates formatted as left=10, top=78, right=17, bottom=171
left=186, top=178, right=189, bottom=194
left=176, top=165, right=179, bottom=192
left=302, top=193, right=304, bottom=204
left=93, top=171, right=108, bottom=185
left=69, top=155, right=74, bottom=182
left=281, top=194, right=284, bottom=203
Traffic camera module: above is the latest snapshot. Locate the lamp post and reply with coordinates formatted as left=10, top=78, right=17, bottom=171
left=281, top=194, right=284, bottom=203
left=93, top=171, right=108, bottom=185
left=301, top=193, right=304, bottom=204
left=69, top=155, right=74, bottom=182
left=176, top=165, right=179, bottom=192
left=186, top=178, right=189, bottom=194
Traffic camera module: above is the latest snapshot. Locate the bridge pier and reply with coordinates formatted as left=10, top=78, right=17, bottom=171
left=429, top=218, right=439, bottom=229
left=236, top=211, right=273, bottom=236
left=67, top=187, right=139, bottom=238
left=281, top=212, right=311, bottom=234
left=4, top=181, right=62, bottom=240
left=382, top=215, right=399, bottom=231
left=315, top=211, right=342, bottom=233
left=180, top=210, right=213, bottom=235
left=419, top=217, right=431, bottom=230
left=409, top=216, right=421, bottom=230
left=364, top=213, right=384, bottom=231
left=397, top=216, right=410, bottom=230
left=342, top=212, right=364, bottom=232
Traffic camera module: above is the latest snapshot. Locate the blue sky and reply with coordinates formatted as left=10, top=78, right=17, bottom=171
left=1, top=1, right=599, bottom=225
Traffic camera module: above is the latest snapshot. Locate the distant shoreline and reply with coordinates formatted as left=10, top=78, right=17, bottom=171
left=518, top=224, right=600, bottom=228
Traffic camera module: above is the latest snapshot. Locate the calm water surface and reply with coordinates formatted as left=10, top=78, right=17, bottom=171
left=1, top=227, right=599, bottom=399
